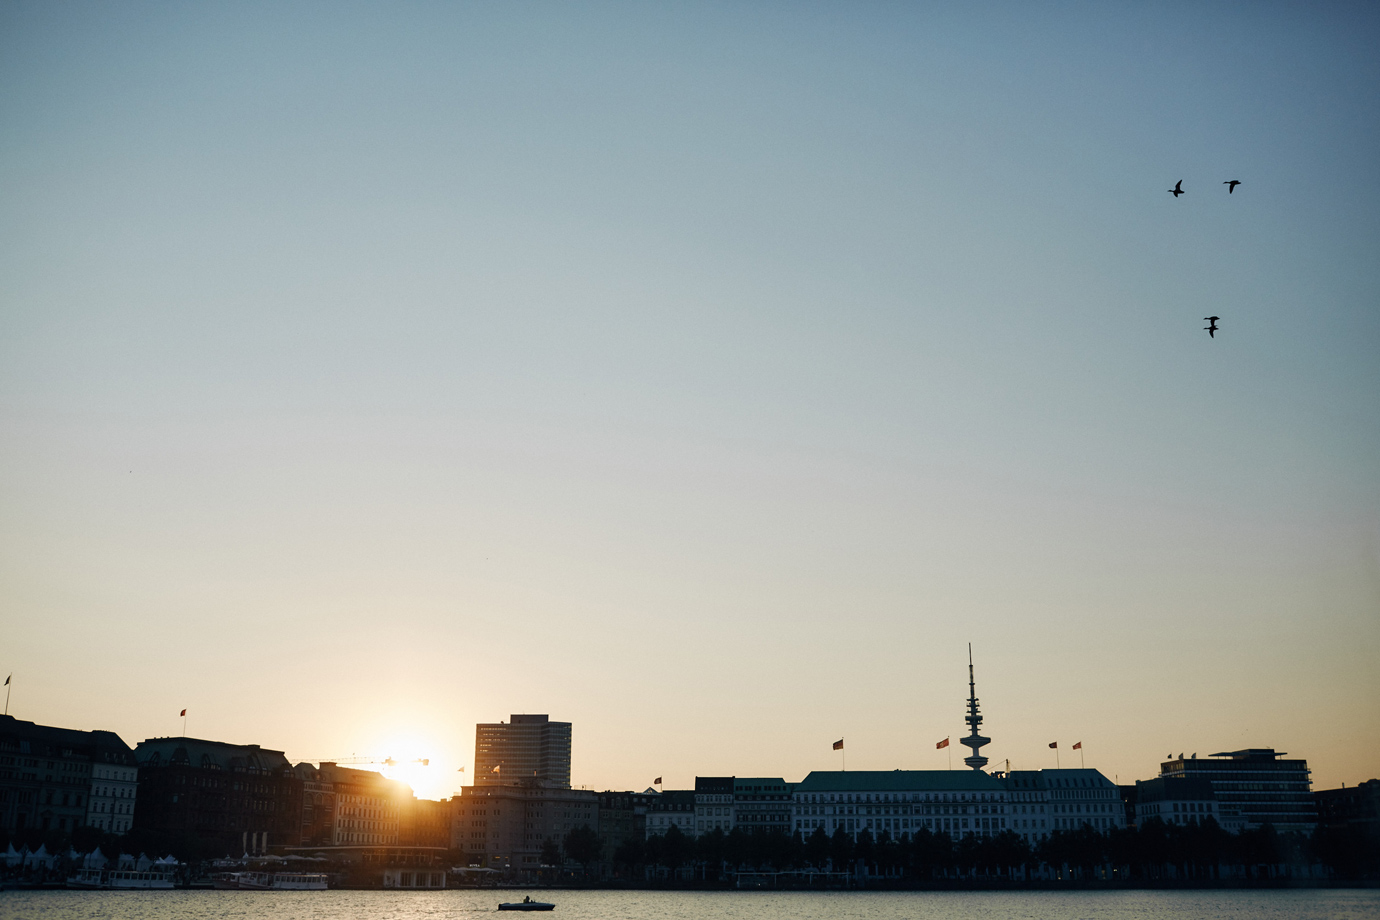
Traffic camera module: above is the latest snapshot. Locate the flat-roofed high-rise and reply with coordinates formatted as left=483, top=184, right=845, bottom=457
left=474, top=714, right=571, bottom=788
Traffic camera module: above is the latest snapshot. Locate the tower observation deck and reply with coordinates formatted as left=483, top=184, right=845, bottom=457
left=960, top=644, right=990, bottom=771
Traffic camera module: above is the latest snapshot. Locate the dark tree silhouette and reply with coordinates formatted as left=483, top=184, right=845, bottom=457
left=562, top=824, right=602, bottom=870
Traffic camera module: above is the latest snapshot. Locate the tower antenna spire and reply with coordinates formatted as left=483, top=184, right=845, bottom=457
left=960, top=643, right=991, bottom=771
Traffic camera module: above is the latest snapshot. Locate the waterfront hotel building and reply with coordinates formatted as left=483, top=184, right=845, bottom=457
left=792, top=652, right=1124, bottom=844
left=794, top=770, right=1010, bottom=838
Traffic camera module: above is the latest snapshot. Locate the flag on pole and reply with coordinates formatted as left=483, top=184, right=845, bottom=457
left=653, top=777, right=662, bottom=785
left=936, top=738, right=949, bottom=749
left=1049, top=741, right=1058, bottom=749
left=492, top=765, right=501, bottom=773
left=1072, top=741, right=1082, bottom=750
left=832, top=739, right=844, bottom=751
left=3, top=675, right=8, bottom=686
left=180, top=709, right=187, bottom=717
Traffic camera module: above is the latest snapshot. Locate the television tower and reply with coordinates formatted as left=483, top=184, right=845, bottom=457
left=961, top=643, right=990, bottom=771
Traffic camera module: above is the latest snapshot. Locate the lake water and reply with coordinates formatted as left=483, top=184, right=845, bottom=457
left=1, top=889, right=1378, bottom=920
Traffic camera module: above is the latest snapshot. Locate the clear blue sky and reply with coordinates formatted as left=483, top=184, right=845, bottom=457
left=1, top=2, right=1376, bottom=797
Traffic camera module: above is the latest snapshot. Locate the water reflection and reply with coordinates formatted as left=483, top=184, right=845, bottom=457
left=1, top=889, right=1377, bottom=920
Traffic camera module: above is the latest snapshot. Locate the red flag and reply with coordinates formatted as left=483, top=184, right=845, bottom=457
left=832, top=739, right=844, bottom=751
left=1072, top=741, right=1082, bottom=750
left=1049, top=741, right=1058, bottom=749
left=936, top=738, right=949, bottom=749
left=180, top=709, right=187, bottom=717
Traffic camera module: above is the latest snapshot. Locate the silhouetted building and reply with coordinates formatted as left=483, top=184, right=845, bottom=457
left=1158, top=749, right=1316, bottom=832
left=1315, top=779, right=1380, bottom=835
left=84, top=732, right=139, bottom=835
left=795, top=771, right=1010, bottom=839
left=402, top=797, right=452, bottom=848
left=0, top=714, right=137, bottom=836
left=452, top=782, right=597, bottom=868
left=645, top=789, right=695, bottom=838
left=296, top=762, right=409, bottom=847
left=295, top=761, right=337, bottom=846
left=1032, top=769, right=1126, bottom=835
left=1134, top=776, right=1229, bottom=830
left=597, top=789, right=654, bottom=859
left=695, top=776, right=734, bottom=834
left=1000, top=771, right=1052, bottom=842
left=1118, top=784, right=1138, bottom=828
left=133, top=737, right=302, bottom=855
left=474, top=715, right=571, bottom=788
left=734, top=777, right=794, bottom=834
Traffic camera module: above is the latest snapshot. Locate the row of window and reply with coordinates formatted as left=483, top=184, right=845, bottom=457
left=798, top=791, right=1004, bottom=805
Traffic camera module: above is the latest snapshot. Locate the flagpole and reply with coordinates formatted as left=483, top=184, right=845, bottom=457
left=3, top=675, right=9, bottom=716
left=947, top=742, right=951, bottom=771
left=1055, top=746, right=1060, bottom=770
left=1079, top=746, right=1084, bottom=769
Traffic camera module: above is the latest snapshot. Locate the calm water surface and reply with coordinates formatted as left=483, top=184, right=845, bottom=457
left=2, top=889, right=1378, bottom=920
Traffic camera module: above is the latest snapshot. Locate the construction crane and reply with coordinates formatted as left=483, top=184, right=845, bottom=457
left=309, top=755, right=430, bottom=767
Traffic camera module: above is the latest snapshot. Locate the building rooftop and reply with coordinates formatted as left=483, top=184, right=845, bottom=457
left=0, top=714, right=136, bottom=763
left=135, top=736, right=292, bottom=774
left=796, top=770, right=1006, bottom=794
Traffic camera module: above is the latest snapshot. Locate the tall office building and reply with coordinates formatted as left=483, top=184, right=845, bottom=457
left=474, top=714, right=571, bottom=788
left=1158, top=749, right=1316, bottom=832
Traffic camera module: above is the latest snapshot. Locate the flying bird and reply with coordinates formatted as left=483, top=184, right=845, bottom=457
left=1204, top=316, right=1220, bottom=338
left=1224, top=180, right=1241, bottom=193
left=1168, top=180, right=1185, bottom=197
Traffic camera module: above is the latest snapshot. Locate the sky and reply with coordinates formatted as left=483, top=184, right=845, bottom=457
left=1, top=2, right=1377, bottom=802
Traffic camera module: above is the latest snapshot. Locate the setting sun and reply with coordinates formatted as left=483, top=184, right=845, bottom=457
left=373, top=734, right=456, bottom=801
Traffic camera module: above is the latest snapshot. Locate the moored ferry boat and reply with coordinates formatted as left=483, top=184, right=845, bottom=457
left=211, top=870, right=328, bottom=890
left=270, top=873, right=328, bottom=890
left=67, top=868, right=175, bottom=889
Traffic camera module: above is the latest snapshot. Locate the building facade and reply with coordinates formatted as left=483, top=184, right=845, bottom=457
left=1158, top=749, right=1316, bottom=832
left=1315, top=779, right=1380, bottom=836
left=1133, top=776, right=1227, bottom=830
left=733, top=777, right=794, bottom=835
left=295, top=761, right=337, bottom=846
left=695, top=776, right=735, bottom=835
left=0, top=715, right=136, bottom=836
left=597, top=789, right=654, bottom=859
left=402, top=797, right=453, bottom=848
left=309, top=762, right=409, bottom=847
left=453, top=782, right=598, bottom=868
left=644, top=789, right=695, bottom=838
left=998, top=769, right=1125, bottom=841
left=793, top=770, right=1010, bottom=839
left=133, top=737, right=302, bottom=855
left=474, top=715, right=572, bottom=788
left=84, top=732, right=139, bottom=835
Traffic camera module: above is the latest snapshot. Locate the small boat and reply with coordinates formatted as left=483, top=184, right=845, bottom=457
left=498, top=896, right=555, bottom=911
